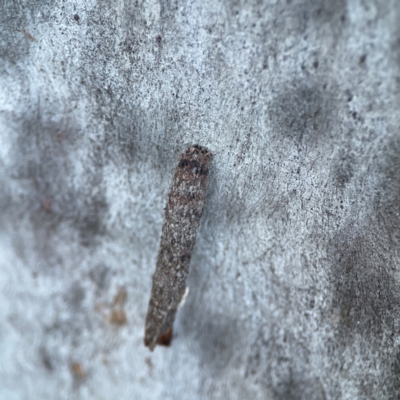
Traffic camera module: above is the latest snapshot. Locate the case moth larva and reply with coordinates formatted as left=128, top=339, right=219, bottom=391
left=144, top=145, right=212, bottom=350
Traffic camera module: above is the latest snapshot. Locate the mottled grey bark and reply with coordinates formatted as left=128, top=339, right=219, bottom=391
left=1, top=0, right=400, bottom=399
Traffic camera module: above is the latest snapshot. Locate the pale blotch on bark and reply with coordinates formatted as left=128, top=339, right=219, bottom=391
left=144, top=145, right=212, bottom=351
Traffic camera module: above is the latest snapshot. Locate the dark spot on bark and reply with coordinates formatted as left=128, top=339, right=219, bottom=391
left=313, top=60, right=319, bottom=69
left=389, top=348, right=400, bottom=396
left=346, top=90, right=353, bottom=102
left=272, top=375, right=327, bottom=400
left=310, top=0, right=347, bottom=25
left=269, top=83, right=336, bottom=147
left=331, top=149, right=354, bottom=188
left=89, top=264, right=110, bottom=290
left=330, top=231, right=400, bottom=335
left=245, top=327, right=327, bottom=399
left=329, top=137, right=400, bottom=340
left=73, top=14, right=80, bottom=21
left=375, top=136, right=400, bottom=242
left=179, top=277, right=239, bottom=373
left=0, top=4, right=34, bottom=64
left=39, top=347, right=53, bottom=372
left=194, top=314, right=237, bottom=374
left=390, top=23, right=400, bottom=86
left=4, top=113, right=109, bottom=270
left=64, top=282, right=86, bottom=311
left=359, top=54, right=367, bottom=65
left=78, top=197, right=108, bottom=247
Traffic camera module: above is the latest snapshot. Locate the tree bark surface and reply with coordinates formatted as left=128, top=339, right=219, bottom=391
left=1, top=1, right=400, bottom=399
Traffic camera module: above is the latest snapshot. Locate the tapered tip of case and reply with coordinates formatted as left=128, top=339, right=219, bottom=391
left=157, top=327, right=173, bottom=347
left=144, top=327, right=173, bottom=351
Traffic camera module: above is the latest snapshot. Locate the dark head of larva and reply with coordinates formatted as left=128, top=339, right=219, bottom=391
left=178, top=145, right=211, bottom=175
left=187, top=145, right=212, bottom=159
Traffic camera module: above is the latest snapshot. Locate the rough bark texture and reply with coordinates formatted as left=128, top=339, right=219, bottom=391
left=145, top=145, right=211, bottom=350
left=1, top=0, right=400, bottom=399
